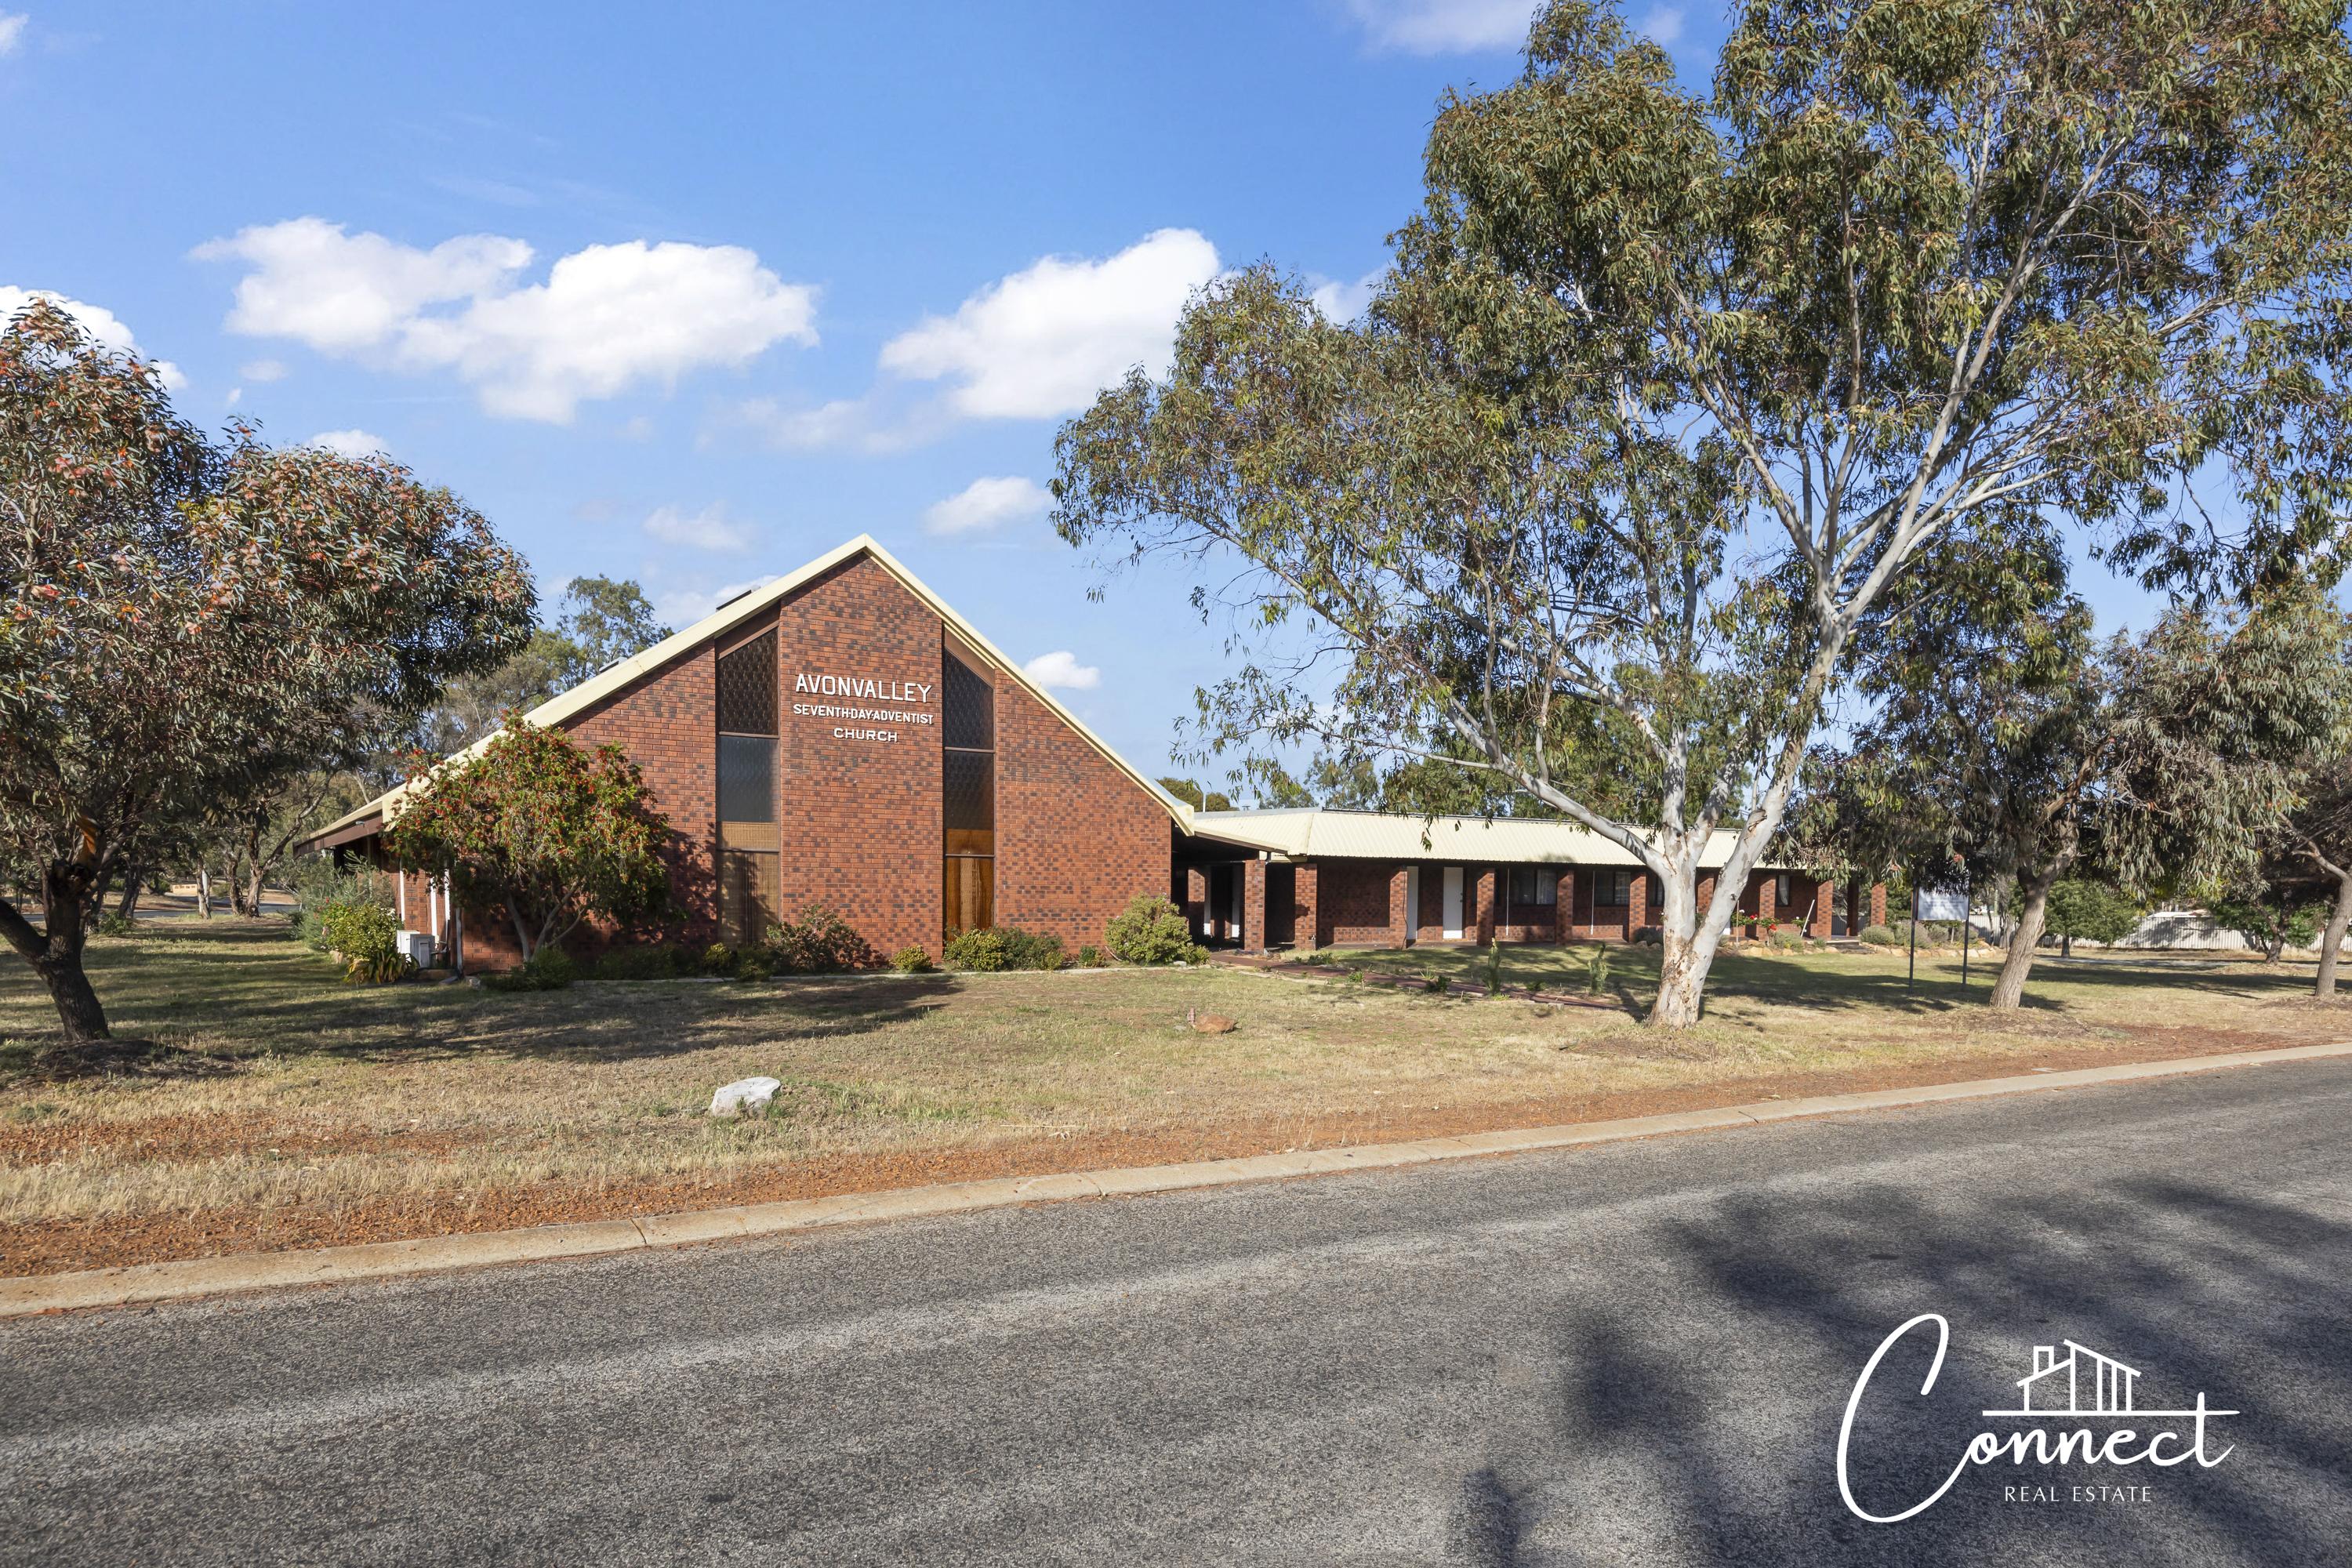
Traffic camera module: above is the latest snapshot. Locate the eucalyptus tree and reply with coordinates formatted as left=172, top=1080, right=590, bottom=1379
left=1054, top=0, right=2352, bottom=1025
left=0, top=301, right=534, bottom=1040
left=1859, top=578, right=2343, bottom=1009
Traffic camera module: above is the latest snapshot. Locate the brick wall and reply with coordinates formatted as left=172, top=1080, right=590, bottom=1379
left=572, top=641, right=720, bottom=953
left=995, top=675, right=1171, bottom=953
left=1308, top=861, right=1391, bottom=945
left=759, top=558, right=947, bottom=961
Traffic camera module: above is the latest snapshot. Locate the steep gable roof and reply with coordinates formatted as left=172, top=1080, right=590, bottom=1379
left=307, top=535, right=1198, bottom=844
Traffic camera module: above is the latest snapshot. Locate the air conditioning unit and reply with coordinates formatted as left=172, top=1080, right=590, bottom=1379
left=395, top=929, right=437, bottom=970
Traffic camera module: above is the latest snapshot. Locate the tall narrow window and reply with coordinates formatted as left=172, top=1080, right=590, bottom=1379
left=717, top=630, right=779, bottom=944
left=942, top=650, right=994, bottom=938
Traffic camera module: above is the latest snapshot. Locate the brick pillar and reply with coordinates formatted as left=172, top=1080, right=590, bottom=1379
left=1475, top=868, right=1496, bottom=943
left=1242, top=858, right=1267, bottom=953
left=1697, top=871, right=1717, bottom=928
left=1870, top=882, right=1888, bottom=928
left=1295, top=863, right=1320, bottom=952
left=1555, top=870, right=1575, bottom=944
left=1757, top=873, right=1777, bottom=930
left=1185, top=866, right=1208, bottom=938
left=1628, top=870, right=1648, bottom=939
left=1808, top=877, right=1834, bottom=938
left=1388, top=866, right=1411, bottom=948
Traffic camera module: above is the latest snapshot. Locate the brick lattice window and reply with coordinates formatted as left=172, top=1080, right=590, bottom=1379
left=717, top=630, right=779, bottom=942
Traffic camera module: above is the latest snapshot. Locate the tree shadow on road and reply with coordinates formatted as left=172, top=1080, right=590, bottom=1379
left=1492, top=1175, right=2351, bottom=1565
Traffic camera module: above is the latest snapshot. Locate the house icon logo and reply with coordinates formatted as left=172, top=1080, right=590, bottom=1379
left=1994, top=1341, right=2143, bottom=1417
left=1838, top=1314, right=2243, bottom=1525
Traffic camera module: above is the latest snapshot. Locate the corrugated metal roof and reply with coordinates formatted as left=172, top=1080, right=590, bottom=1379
left=1185, top=808, right=1774, bottom=870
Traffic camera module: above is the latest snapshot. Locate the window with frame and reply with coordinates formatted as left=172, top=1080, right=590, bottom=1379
left=942, top=649, right=995, bottom=937
left=1596, top=869, right=1632, bottom=907
left=716, top=630, right=779, bottom=944
left=1773, top=872, right=1793, bottom=910
left=1508, top=867, right=1559, bottom=907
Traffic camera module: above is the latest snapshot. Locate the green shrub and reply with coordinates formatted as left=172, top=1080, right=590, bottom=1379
left=1105, top=895, right=1196, bottom=965
left=486, top=946, right=576, bottom=992
left=1423, top=971, right=1450, bottom=994
left=91, top=911, right=138, bottom=939
left=944, top=925, right=1065, bottom=971
left=889, top=945, right=935, bottom=973
left=1586, top=948, right=1611, bottom=996
left=320, top=898, right=402, bottom=978
left=1768, top=928, right=1807, bottom=950
left=1858, top=924, right=1898, bottom=946
left=1185, top=943, right=1210, bottom=965
left=1074, top=944, right=1110, bottom=969
left=701, top=942, right=735, bottom=975
left=1480, top=939, right=1504, bottom=993
left=764, top=905, right=877, bottom=974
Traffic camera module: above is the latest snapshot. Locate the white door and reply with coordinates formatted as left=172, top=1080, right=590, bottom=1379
left=1403, top=866, right=1421, bottom=945
left=1443, top=866, right=1465, bottom=938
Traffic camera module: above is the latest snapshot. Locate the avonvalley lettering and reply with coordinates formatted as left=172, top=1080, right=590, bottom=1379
left=793, top=672, right=933, bottom=704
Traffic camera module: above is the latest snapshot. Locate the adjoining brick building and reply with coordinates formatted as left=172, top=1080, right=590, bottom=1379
left=306, top=536, right=1882, bottom=969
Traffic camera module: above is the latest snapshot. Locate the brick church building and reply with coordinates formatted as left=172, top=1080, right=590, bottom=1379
left=306, top=536, right=1882, bottom=969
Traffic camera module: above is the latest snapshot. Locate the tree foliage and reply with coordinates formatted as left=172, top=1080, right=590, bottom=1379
left=2042, top=879, right=2143, bottom=956
left=412, top=575, right=671, bottom=759
left=382, top=720, right=673, bottom=962
left=1053, top=0, right=2352, bottom=1027
left=0, top=300, right=535, bottom=1039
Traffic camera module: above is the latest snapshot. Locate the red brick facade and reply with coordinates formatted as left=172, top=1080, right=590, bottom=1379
left=401, top=550, right=1176, bottom=969
left=995, top=660, right=1171, bottom=953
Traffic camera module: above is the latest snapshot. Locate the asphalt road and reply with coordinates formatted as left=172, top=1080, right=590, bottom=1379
left=6, top=1062, right=2350, bottom=1566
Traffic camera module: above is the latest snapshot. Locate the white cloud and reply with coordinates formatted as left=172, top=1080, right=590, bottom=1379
left=1636, top=5, right=1684, bottom=45
left=0, top=14, right=26, bottom=55
left=642, top=502, right=752, bottom=553
left=924, top=475, right=1051, bottom=536
left=240, top=358, right=288, bottom=383
left=194, top=217, right=818, bottom=423
left=307, top=428, right=390, bottom=458
left=643, top=572, right=775, bottom=631
left=880, top=228, right=1220, bottom=421
left=1343, top=0, right=1537, bottom=53
left=0, top=285, right=186, bottom=389
left=1308, top=269, right=1382, bottom=323
left=1022, top=650, right=1101, bottom=691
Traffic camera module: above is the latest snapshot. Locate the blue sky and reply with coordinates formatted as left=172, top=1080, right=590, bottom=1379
left=3, top=1, right=2159, bottom=781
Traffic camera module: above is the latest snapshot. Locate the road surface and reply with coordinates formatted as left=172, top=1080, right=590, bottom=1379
left=6, top=1060, right=2350, bottom=1565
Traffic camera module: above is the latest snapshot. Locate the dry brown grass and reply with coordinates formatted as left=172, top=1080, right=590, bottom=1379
left=1, top=923, right=2343, bottom=1271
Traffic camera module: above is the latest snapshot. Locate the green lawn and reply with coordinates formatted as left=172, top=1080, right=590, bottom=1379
left=2, top=923, right=2340, bottom=1274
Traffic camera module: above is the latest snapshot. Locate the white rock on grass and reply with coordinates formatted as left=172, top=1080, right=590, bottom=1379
left=709, top=1076, right=782, bottom=1118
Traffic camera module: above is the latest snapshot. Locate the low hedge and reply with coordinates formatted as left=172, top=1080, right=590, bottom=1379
left=945, top=925, right=1065, bottom=971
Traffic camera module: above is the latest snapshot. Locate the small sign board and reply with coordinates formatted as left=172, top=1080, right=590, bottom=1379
left=1914, top=889, right=1970, bottom=922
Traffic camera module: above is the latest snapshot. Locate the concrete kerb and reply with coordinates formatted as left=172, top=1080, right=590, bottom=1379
left=5, top=1039, right=2347, bottom=1320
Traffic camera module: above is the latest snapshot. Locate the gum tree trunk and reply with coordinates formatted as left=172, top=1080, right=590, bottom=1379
left=1651, top=861, right=1710, bottom=1028
left=1989, top=872, right=2053, bottom=1010
left=2317, top=871, right=2352, bottom=1001
left=0, top=858, right=114, bottom=1042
